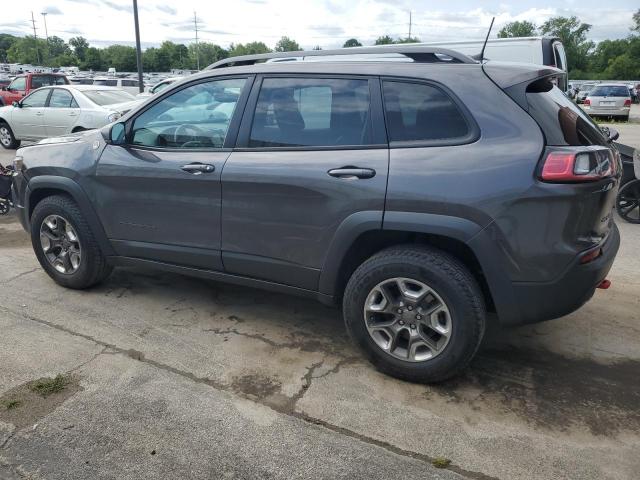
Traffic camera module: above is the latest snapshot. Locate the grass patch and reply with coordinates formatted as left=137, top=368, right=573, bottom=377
left=431, top=457, right=451, bottom=469
left=29, top=375, right=69, bottom=397
left=4, top=400, right=21, bottom=410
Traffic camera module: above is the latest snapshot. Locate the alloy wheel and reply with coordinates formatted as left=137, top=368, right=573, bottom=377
left=364, top=277, right=452, bottom=362
left=39, top=215, right=82, bottom=274
left=0, top=126, right=11, bottom=147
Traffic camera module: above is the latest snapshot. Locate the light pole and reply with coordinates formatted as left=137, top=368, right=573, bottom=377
left=132, top=0, right=144, bottom=93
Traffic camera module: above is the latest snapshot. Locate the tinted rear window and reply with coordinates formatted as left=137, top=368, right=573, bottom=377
left=526, top=84, right=608, bottom=146
left=589, top=86, right=629, bottom=97
left=382, top=81, right=471, bottom=144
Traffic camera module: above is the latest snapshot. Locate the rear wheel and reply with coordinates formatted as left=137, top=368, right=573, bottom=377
left=616, top=179, right=640, bottom=224
left=343, top=245, right=486, bottom=383
left=0, top=123, right=20, bottom=149
left=31, top=195, right=113, bottom=288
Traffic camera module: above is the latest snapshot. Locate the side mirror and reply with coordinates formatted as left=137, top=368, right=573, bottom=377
left=608, top=128, right=620, bottom=142
left=12, top=101, right=20, bottom=108
left=109, top=122, right=126, bottom=145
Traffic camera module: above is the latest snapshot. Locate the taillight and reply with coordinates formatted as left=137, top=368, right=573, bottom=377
left=540, top=149, right=615, bottom=183
left=584, top=98, right=591, bottom=106
left=624, top=99, right=631, bottom=107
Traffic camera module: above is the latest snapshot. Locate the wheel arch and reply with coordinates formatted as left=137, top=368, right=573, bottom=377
left=26, top=176, right=115, bottom=256
left=319, top=211, right=498, bottom=314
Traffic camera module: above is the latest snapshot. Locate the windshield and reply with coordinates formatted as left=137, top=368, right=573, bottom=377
left=589, top=86, right=630, bottom=97
left=82, top=90, right=135, bottom=106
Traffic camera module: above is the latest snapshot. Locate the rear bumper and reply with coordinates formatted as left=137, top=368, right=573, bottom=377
left=505, top=223, right=620, bottom=325
left=583, top=107, right=630, bottom=117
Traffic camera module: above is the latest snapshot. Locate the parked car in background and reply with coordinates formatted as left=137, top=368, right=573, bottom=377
left=136, top=76, right=183, bottom=98
left=0, top=76, right=11, bottom=89
left=583, top=83, right=632, bottom=121
left=0, top=73, right=69, bottom=106
left=0, top=85, right=139, bottom=149
left=576, top=82, right=598, bottom=104
left=92, top=77, right=141, bottom=95
left=10, top=46, right=621, bottom=382
left=68, top=76, right=94, bottom=85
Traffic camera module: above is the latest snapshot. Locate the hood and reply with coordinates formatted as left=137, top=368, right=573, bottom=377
left=37, top=131, right=91, bottom=146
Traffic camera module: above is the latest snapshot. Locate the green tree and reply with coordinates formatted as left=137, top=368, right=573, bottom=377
left=7, top=36, right=47, bottom=64
left=396, top=36, right=420, bottom=44
left=0, top=34, right=18, bottom=62
left=69, top=36, right=89, bottom=61
left=81, top=47, right=103, bottom=71
left=588, top=39, right=629, bottom=74
left=374, top=35, right=395, bottom=45
left=632, top=8, right=640, bottom=32
left=190, top=42, right=228, bottom=69
left=312, top=45, right=322, bottom=50
left=343, top=38, right=362, bottom=48
left=498, top=21, right=537, bottom=38
left=228, top=42, right=271, bottom=57
left=540, top=16, right=593, bottom=73
left=102, top=44, right=137, bottom=71
left=275, top=36, right=301, bottom=52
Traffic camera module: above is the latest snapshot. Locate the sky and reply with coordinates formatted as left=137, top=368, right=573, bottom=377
left=1, top=0, right=637, bottom=50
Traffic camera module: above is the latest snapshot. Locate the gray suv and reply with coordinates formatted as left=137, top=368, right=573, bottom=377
left=10, top=46, right=621, bottom=382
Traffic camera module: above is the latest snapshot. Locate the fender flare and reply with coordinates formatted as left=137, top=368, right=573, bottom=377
left=26, top=176, right=115, bottom=256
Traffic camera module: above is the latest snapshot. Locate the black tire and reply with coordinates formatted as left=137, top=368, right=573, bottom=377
left=616, top=179, right=640, bottom=224
left=0, top=122, right=20, bottom=149
left=343, top=245, right=485, bottom=383
left=31, top=195, right=113, bottom=289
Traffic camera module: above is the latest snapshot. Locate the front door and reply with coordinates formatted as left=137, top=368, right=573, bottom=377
left=10, top=88, right=51, bottom=140
left=93, top=76, right=251, bottom=270
left=221, top=76, right=388, bottom=290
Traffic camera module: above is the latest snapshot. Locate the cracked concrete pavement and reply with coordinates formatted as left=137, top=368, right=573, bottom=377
left=1, top=131, right=640, bottom=479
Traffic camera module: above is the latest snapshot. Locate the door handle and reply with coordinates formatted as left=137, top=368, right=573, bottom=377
left=327, top=167, right=376, bottom=179
left=181, top=163, right=215, bottom=174
left=35, top=112, right=44, bottom=116
left=68, top=112, right=78, bottom=116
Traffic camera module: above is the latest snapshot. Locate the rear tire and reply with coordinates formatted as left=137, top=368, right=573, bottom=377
left=343, top=245, right=486, bottom=383
left=0, top=123, right=20, bottom=149
left=616, top=179, right=640, bottom=224
left=31, top=195, right=113, bottom=289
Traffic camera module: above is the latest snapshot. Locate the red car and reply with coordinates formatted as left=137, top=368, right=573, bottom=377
left=0, top=73, right=69, bottom=106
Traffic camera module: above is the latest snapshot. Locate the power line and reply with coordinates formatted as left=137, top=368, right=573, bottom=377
left=30, top=11, right=41, bottom=64
left=41, top=12, right=49, bottom=42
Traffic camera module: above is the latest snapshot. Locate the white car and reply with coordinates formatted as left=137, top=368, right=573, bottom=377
left=0, top=85, right=141, bottom=149
left=92, top=77, right=142, bottom=95
left=136, top=76, right=183, bottom=99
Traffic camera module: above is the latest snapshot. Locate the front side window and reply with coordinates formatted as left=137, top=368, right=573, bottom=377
left=249, top=78, right=372, bottom=148
left=9, top=77, right=26, bottom=91
left=21, top=88, right=50, bottom=108
left=131, top=78, right=247, bottom=149
left=383, top=81, right=471, bottom=143
left=49, top=89, right=74, bottom=108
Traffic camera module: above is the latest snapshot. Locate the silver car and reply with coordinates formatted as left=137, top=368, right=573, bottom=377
left=576, top=82, right=597, bottom=104
left=583, top=83, right=632, bottom=121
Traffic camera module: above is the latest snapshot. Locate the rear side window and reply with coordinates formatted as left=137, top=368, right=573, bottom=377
left=49, top=89, right=74, bottom=108
left=249, top=78, right=372, bottom=148
left=382, top=81, right=471, bottom=144
left=589, top=86, right=629, bottom=97
left=526, top=83, right=608, bottom=146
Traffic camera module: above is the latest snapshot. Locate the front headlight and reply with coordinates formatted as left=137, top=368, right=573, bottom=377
left=107, top=112, right=121, bottom=123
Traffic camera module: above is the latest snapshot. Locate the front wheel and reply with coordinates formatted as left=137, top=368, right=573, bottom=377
left=0, top=123, right=20, bottom=149
left=616, top=179, right=640, bottom=224
left=31, top=195, right=113, bottom=288
left=343, top=245, right=486, bottom=383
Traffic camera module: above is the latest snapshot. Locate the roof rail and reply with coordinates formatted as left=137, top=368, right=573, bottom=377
left=206, top=45, right=477, bottom=70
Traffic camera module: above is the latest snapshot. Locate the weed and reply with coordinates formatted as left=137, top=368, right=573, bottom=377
left=29, top=375, right=69, bottom=397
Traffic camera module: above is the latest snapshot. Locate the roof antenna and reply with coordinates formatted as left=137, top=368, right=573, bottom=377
left=480, top=17, right=495, bottom=63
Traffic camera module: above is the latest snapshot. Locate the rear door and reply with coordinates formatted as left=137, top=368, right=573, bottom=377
left=43, top=88, right=79, bottom=136
left=220, top=75, right=388, bottom=290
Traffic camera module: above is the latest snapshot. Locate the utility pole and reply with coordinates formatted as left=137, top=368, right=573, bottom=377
left=194, top=11, right=200, bottom=71
left=408, top=10, right=412, bottom=40
left=41, top=12, right=49, bottom=42
left=132, top=0, right=144, bottom=93
left=30, top=12, right=41, bottom=64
